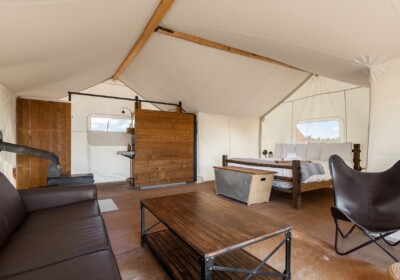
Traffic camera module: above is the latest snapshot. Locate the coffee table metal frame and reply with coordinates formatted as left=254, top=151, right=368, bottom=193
left=141, top=202, right=291, bottom=280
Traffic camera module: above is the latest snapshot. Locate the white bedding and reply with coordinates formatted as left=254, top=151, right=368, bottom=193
left=229, top=158, right=353, bottom=189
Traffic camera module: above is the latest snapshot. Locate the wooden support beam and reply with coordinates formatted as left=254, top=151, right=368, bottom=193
left=112, top=0, right=175, bottom=80
left=156, top=26, right=306, bottom=72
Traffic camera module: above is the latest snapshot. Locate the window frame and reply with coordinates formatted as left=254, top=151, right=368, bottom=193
left=87, top=113, right=132, bottom=133
left=294, top=117, right=344, bottom=144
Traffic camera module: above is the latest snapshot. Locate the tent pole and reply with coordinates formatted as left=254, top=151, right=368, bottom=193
left=112, top=0, right=175, bottom=80
left=68, top=92, right=182, bottom=108
left=156, top=26, right=306, bottom=72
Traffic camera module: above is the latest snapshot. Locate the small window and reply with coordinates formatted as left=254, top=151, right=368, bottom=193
left=88, top=114, right=132, bottom=132
left=296, top=120, right=341, bottom=144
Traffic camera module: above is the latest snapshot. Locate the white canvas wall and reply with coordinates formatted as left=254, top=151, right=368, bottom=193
left=261, top=103, right=292, bottom=152
left=262, top=76, right=370, bottom=166
left=345, top=87, right=371, bottom=164
left=368, top=57, right=400, bottom=171
left=0, top=84, right=16, bottom=185
left=71, top=80, right=156, bottom=183
left=197, top=112, right=259, bottom=182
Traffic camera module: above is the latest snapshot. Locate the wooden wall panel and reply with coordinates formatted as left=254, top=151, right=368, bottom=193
left=16, top=98, right=71, bottom=189
left=134, top=109, right=195, bottom=187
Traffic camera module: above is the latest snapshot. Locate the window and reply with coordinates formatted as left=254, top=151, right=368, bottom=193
left=86, top=114, right=133, bottom=146
left=296, top=120, right=341, bottom=144
left=88, top=114, right=132, bottom=132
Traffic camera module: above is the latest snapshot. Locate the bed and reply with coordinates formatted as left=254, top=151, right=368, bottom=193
left=222, top=143, right=361, bottom=209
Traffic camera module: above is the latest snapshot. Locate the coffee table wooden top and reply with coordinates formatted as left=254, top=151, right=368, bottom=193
left=141, top=192, right=291, bottom=258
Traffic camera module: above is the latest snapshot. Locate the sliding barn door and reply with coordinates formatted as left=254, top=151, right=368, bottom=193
left=16, top=98, right=71, bottom=189
left=134, top=109, right=195, bottom=187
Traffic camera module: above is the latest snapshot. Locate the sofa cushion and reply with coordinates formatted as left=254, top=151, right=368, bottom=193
left=6, top=250, right=120, bottom=280
left=18, top=184, right=97, bottom=213
left=0, top=216, right=110, bottom=278
left=0, top=173, right=26, bottom=249
left=17, top=200, right=100, bottom=234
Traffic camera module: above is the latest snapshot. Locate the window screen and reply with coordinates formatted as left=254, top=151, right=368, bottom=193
left=88, top=115, right=132, bottom=132
left=296, top=120, right=340, bottom=144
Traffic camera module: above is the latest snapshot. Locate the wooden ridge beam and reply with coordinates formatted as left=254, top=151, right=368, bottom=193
left=112, top=0, right=175, bottom=80
left=156, top=26, right=306, bottom=72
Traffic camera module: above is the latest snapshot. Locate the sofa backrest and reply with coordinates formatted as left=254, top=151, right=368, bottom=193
left=0, top=172, right=26, bottom=248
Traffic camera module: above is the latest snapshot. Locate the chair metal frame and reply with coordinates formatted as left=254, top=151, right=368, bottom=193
left=332, top=207, right=400, bottom=261
left=329, top=155, right=400, bottom=262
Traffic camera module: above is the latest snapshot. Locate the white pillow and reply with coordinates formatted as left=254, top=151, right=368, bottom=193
left=306, top=143, right=321, bottom=159
left=286, top=153, right=303, bottom=160
left=274, top=143, right=282, bottom=158
left=320, top=142, right=353, bottom=161
left=295, top=144, right=307, bottom=159
left=281, top=143, right=296, bottom=158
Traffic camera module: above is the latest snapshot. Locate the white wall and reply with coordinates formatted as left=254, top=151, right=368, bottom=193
left=197, top=112, right=259, bottom=181
left=0, top=84, right=16, bottom=185
left=261, top=102, right=292, bottom=153
left=345, top=87, right=370, bottom=165
left=368, top=57, right=400, bottom=171
left=71, top=80, right=157, bottom=183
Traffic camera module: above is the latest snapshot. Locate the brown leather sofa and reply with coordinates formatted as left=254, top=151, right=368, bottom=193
left=0, top=173, right=121, bottom=279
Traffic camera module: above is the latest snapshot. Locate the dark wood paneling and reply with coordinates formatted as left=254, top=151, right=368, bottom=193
left=16, top=99, right=32, bottom=188
left=16, top=98, right=71, bottom=189
left=134, top=109, right=195, bottom=187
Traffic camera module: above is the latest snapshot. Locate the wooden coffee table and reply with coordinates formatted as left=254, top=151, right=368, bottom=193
left=141, top=192, right=292, bottom=279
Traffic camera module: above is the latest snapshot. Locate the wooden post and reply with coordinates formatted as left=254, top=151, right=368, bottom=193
left=353, top=144, right=361, bottom=171
left=222, top=155, right=228, bottom=167
left=176, top=101, right=182, bottom=113
left=135, top=96, right=141, bottom=110
left=291, top=160, right=301, bottom=210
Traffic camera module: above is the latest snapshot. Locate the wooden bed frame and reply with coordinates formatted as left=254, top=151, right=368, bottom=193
left=222, top=143, right=361, bottom=210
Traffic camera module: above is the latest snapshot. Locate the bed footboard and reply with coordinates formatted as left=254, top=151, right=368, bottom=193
left=222, top=155, right=302, bottom=208
left=291, top=160, right=301, bottom=209
left=222, top=143, right=360, bottom=210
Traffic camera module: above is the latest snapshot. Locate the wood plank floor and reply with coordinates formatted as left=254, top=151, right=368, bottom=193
left=97, top=181, right=395, bottom=279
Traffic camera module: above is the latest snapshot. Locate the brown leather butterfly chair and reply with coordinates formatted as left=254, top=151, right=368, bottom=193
left=329, top=155, right=400, bottom=261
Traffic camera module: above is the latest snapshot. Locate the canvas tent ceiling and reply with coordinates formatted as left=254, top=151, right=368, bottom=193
left=120, top=33, right=309, bottom=117
left=0, top=0, right=160, bottom=98
left=3, top=0, right=400, bottom=117
left=162, top=0, right=400, bottom=87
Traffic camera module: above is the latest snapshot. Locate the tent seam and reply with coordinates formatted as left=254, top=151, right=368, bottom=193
left=158, top=33, right=197, bottom=107
left=228, top=66, right=278, bottom=115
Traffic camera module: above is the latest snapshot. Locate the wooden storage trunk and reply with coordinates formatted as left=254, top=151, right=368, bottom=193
left=214, top=166, right=275, bottom=205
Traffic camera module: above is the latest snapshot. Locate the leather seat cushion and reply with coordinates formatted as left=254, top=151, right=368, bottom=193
left=5, top=250, right=120, bottom=280
left=0, top=173, right=26, bottom=248
left=17, top=200, right=100, bottom=234
left=0, top=216, right=110, bottom=278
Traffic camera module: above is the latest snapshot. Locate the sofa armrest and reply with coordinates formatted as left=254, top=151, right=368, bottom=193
left=18, top=184, right=97, bottom=212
